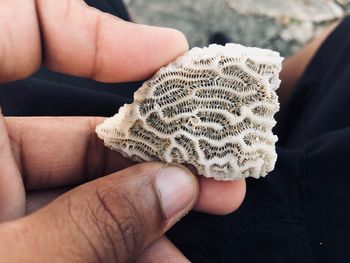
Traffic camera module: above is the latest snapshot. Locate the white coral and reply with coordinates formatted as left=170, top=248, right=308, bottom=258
left=96, top=44, right=283, bottom=181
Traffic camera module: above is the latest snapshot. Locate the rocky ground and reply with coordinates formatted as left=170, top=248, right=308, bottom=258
left=125, top=0, right=350, bottom=56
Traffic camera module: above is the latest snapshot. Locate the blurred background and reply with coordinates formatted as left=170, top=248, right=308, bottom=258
left=125, top=0, right=350, bottom=56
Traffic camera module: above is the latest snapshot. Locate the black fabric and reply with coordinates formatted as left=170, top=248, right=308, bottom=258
left=1, top=1, right=350, bottom=262
left=84, top=0, right=130, bottom=21
left=0, top=70, right=140, bottom=116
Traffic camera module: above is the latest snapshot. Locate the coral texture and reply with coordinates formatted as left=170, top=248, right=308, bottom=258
left=96, top=44, right=283, bottom=180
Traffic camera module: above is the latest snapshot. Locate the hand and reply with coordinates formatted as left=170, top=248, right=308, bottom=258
left=0, top=1, right=246, bottom=262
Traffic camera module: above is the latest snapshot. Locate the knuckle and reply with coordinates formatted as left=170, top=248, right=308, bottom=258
left=82, top=117, right=107, bottom=181
left=65, top=197, right=104, bottom=263
left=0, top=2, right=41, bottom=81
left=89, top=13, right=104, bottom=80
left=88, top=186, right=145, bottom=257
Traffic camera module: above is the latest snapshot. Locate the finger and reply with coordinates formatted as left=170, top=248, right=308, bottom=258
left=195, top=177, right=246, bottom=215
left=37, top=0, right=188, bottom=82
left=6, top=117, right=132, bottom=189
left=25, top=176, right=245, bottom=216
left=0, top=0, right=188, bottom=83
left=135, top=237, right=190, bottom=263
left=7, top=117, right=245, bottom=215
left=0, top=163, right=198, bottom=263
left=24, top=176, right=246, bottom=216
left=0, top=110, right=25, bottom=221
left=0, top=0, right=41, bottom=82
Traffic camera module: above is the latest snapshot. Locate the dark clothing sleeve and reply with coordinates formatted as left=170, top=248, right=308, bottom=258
left=1, top=1, right=350, bottom=262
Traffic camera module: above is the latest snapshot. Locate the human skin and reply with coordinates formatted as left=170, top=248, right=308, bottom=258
left=0, top=1, right=246, bottom=262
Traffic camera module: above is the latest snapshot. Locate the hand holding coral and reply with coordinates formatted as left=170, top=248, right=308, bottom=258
left=0, top=0, right=245, bottom=262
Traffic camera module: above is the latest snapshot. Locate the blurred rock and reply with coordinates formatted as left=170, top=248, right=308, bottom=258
left=337, top=0, right=350, bottom=9
left=280, top=21, right=314, bottom=44
left=227, top=0, right=343, bottom=22
left=125, top=0, right=349, bottom=56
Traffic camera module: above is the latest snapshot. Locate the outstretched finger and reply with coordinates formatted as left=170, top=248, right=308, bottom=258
left=0, top=0, right=188, bottom=83
left=38, top=0, right=188, bottom=82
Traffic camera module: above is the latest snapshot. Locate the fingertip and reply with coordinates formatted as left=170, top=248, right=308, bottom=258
left=38, top=0, right=189, bottom=83
left=155, top=163, right=199, bottom=219
left=142, top=25, right=188, bottom=53
left=165, top=27, right=189, bottom=54
left=89, top=23, right=189, bottom=82
left=113, top=24, right=189, bottom=82
left=194, top=177, right=246, bottom=215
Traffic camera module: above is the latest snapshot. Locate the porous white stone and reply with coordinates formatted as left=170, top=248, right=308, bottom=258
left=226, top=0, right=343, bottom=23
left=96, top=44, right=283, bottom=180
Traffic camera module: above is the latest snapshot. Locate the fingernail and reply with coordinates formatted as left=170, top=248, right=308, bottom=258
left=155, top=165, right=197, bottom=218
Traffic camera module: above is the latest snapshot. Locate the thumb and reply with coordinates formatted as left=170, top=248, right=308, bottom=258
left=0, top=163, right=198, bottom=263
